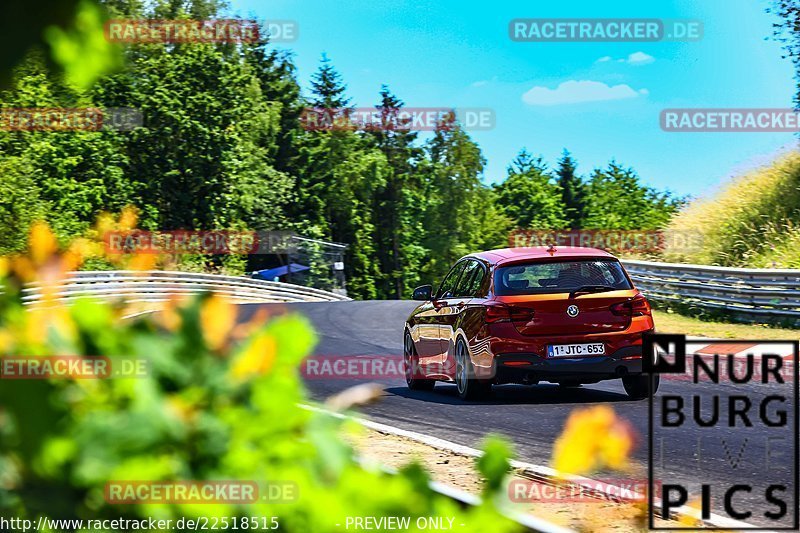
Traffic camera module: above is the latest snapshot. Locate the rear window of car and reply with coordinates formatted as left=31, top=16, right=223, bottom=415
left=494, top=259, right=632, bottom=295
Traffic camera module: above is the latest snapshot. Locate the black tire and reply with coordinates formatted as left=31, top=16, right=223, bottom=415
left=404, top=333, right=435, bottom=391
left=454, top=339, right=491, bottom=400
left=622, top=373, right=660, bottom=399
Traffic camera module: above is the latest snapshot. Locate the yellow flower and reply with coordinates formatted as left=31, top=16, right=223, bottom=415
left=63, top=238, right=97, bottom=271
left=24, top=307, right=74, bottom=348
left=94, top=212, right=115, bottom=236
left=552, top=405, right=635, bottom=476
left=231, top=333, right=276, bottom=379
left=200, top=295, right=236, bottom=351
left=0, top=328, right=14, bottom=353
left=29, top=222, right=58, bottom=266
left=118, top=206, right=139, bottom=231
left=127, top=253, right=158, bottom=271
left=11, top=256, right=36, bottom=283
left=158, top=297, right=182, bottom=332
left=166, top=395, right=197, bottom=423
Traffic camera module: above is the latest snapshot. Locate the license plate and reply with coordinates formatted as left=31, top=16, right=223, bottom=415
left=547, top=343, right=605, bottom=357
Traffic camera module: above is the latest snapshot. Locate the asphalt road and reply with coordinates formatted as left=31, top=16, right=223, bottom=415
left=240, top=300, right=798, bottom=528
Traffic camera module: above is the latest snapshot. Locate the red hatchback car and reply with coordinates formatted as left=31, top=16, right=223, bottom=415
left=404, top=246, right=658, bottom=400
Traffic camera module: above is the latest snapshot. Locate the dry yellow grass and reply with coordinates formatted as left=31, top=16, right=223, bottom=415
left=663, top=151, right=800, bottom=267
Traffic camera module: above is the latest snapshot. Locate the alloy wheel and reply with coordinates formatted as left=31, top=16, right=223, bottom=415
left=455, top=341, right=468, bottom=394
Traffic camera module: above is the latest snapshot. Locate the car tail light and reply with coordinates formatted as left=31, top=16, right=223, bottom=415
left=485, top=304, right=510, bottom=323
left=610, top=294, right=651, bottom=317
left=486, top=304, right=535, bottom=323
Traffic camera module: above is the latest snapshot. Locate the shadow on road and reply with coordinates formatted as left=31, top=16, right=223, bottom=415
left=385, top=383, right=637, bottom=405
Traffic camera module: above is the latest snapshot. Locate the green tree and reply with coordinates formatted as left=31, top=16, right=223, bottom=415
left=309, top=53, right=351, bottom=109
left=367, top=86, right=425, bottom=298
left=299, top=56, right=388, bottom=298
left=0, top=157, right=46, bottom=254
left=556, top=149, right=585, bottom=229
left=773, top=1, right=800, bottom=108
left=0, top=53, right=132, bottom=239
left=583, top=161, right=683, bottom=230
left=422, top=119, right=509, bottom=282
left=493, top=149, right=568, bottom=230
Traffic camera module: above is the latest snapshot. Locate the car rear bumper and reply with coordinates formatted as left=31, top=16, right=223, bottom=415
left=472, top=320, right=653, bottom=384
left=493, top=345, right=644, bottom=384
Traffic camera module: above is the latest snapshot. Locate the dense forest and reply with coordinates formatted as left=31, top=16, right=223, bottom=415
left=0, top=0, right=685, bottom=299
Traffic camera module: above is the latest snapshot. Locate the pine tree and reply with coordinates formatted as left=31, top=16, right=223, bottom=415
left=493, top=149, right=567, bottom=230
left=309, top=53, right=351, bottom=109
left=368, top=85, right=423, bottom=298
left=556, top=149, right=585, bottom=229
left=302, top=56, right=389, bottom=298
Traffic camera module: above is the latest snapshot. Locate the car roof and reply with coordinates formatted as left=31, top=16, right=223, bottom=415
left=466, top=246, right=616, bottom=266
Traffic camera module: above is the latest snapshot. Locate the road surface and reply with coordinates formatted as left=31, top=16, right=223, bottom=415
left=239, top=300, right=797, bottom=528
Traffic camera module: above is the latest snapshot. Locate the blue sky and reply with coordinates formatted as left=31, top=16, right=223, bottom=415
left=229, top=0, right=796, bottom=198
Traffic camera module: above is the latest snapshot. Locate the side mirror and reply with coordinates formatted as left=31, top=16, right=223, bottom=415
left=412, top=284, right=433, bottom=301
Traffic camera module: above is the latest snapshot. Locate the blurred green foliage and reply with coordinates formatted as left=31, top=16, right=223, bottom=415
left=0, top=268, right=522, bottom=531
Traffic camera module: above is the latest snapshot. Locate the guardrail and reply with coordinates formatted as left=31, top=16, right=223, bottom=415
left=22, top=270, right=351, bottom=306
left=623, top=259, right=800, bottom=324
left=23, top=262, right=800, bottom=325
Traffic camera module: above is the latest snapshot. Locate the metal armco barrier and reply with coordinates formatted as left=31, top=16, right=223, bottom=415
left=22, top=270, right=351, bottom=305
left=623, top=259, right=800, bottom=323
left=23, top=262, right=800, bottom=324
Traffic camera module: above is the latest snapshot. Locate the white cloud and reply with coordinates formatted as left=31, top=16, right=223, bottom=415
left=595, top=51, right=655, bottom=65
left=627, top=51, right=655, bottom=65
left=471, top=75, right=498, bottom=88
left=522, top=80, right=648, bottom=106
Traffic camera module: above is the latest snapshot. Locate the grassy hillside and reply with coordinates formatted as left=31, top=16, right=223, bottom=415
left=663, top=151, right=800, bottom=267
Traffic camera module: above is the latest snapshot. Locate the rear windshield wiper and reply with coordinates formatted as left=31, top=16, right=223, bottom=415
left=569, top=285, right=618, bottom=298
